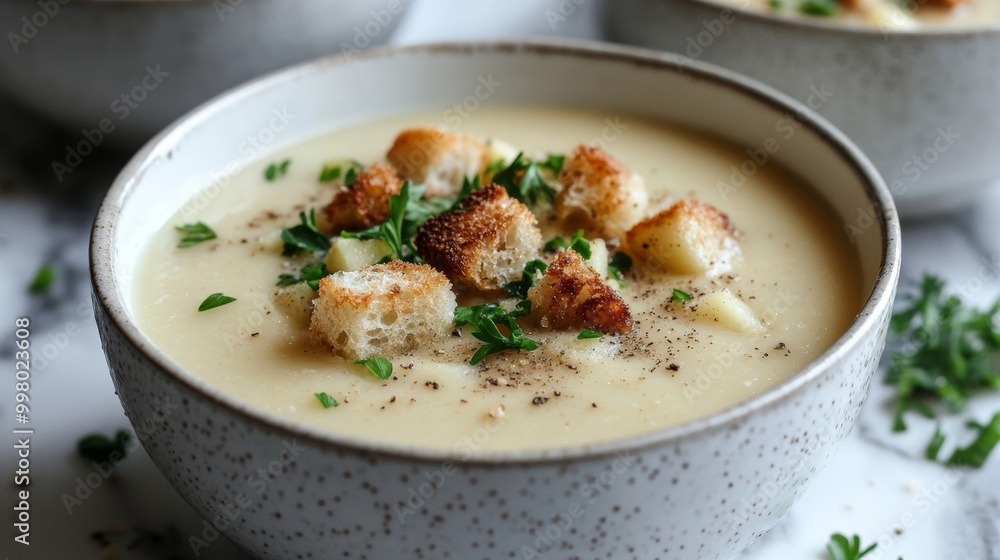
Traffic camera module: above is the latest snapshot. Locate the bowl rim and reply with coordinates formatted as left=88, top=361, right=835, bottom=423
left=90, top=38, right=901, bottom=466
left=662, top=0, right=1000, bottom=36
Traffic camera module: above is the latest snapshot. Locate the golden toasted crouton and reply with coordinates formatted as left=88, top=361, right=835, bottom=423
left=322, top=163, right=402, bottom=234
left=527, top=250, right=633, bottom=334
left=387, top=127, right=487, bottom=197
left=626, top=199, right=740, bottom=277
left=555, top=145, right=648, bottom=239
left=690, top=289, right=764, bottom=334
left=415, top=185, right=542, bottom=291
left=310, top=261, right=456, bottom=360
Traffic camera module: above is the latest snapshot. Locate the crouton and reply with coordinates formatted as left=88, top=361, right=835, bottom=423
left=415, top=185, right=542, bottom=291
left=325, top=237, right=391, bottom=272
left=322, top=162, right=402, bottom=234
left=626, top=199, right=740, bottom=277
left=310, top=261, right=457, bottom=360
left=690, top=289, right=764, bottom=334
left=386, top=127, right=488, bottom=197
left=555, top=145, right=648, bottom=239
left=527, top=250, right=633, bottom=334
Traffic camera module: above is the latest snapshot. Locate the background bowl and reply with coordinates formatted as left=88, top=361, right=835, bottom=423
left=0, top=0, right=410, bottom=147
left=91, top=41, right=900, bottom=559
left=605, top=0, right=1000, bottom=217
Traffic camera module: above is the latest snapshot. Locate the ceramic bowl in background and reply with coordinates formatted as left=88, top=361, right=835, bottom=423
left=605, top=0, right=1000, bottom=217
left=0, top=0, right=411, bottom=147
left=91, top=41, right=900, bottom=559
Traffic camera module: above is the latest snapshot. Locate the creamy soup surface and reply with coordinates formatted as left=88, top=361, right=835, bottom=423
left=134, top=106, right=862, bottom=453
left=713, top=0, right=1000, bottom=28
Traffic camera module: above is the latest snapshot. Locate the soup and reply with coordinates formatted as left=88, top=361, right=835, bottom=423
left=133, top=106, right=861, bottom=453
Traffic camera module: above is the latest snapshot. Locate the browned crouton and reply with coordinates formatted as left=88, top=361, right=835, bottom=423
left=322, top=162, right=402, bottom=234
left=310, top=261, right=456, bottom=360
left=555, top=145, right=648, bottom=239
left=626, top=199, right=740, bottom=277
left=527, top=250, right=633, bottom=334
left=415, top=185, right=542, bottom=291
left=387, top=127, right=488, bottom=197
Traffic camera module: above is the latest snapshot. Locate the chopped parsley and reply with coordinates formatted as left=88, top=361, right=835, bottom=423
left=314, top=392, right=339, bottom=408
left=578, top=329, right=602, bottom=340
left=826, top=533, right=879, bottom=560
left=355, top=357, right=393, bottom=380
left=281, top=209, right=331, bottom=256
left=800, top=0, right=838, bottom=16
left=607, top=252, right=633, bottom=287
left=28, top=264, right=55, bottom=294
left=888, top=275, right=1000, bottom=468
left=945, top=413, right=1000, bottom=468
left=174, top=222, right=217, bottom=248
left=277, top=262, right=329, bottom=291
left=543, top=230, right=591, bottom=259
left=491, top=152, right=558, bottom=206
left=768, top=0, right=783, bottom=8
left=78, top=429, right=131, bottom=465
left=539, top=154, right=565, bottom=174
left=344, top=166, right=359, bottom=186
left=264, top=159, right=291, bottom=181
left=671, top=288, right=692, bottom=303
left=503, top=259, right=548, bottom=300
left=198, top=292, right=236, bottom=312
left=484, top=158, right=507, bottom=177
left=318, top=159, right=362, bottom=183
left=454, top=304, right=540, bottom=365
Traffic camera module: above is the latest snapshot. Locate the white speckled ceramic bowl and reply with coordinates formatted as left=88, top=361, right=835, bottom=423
left=605, top=0, right=1000, bottom=217
left=0, top=0, right=410, bottom=145
left=91, top=41, right=900, bottom=559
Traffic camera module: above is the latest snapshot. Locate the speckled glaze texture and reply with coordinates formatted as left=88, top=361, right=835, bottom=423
left=605, top=0, right=1000, bottom=217
left=94, top=302, right=890, bottom=559
left=90, top=42, right=901, bottom=559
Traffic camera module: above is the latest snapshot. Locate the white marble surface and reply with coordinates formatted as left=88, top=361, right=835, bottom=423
left=1, top=0, right=998, bottom=559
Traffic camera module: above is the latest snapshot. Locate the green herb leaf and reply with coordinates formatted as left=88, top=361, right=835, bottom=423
left=578, top=329, right=602, bottom=340
left=484, top=158, right=507, bottom=176
left=672, top=289, right=692, bottom=303
left=281, top=209, right=331, bottom=256
left=455, top=304, right=540, bottom=365
left=800, top=0, right=838, bottom=16
left=926, top=424, right=946, bottom=461
left=198, top=293, right=236, bottom=312
left=544, top=236, right=569, bottom=252
left=355, top=357, right=393, bottom=380
left=492, top=153, right=556, bottom=206
left=174, top=222, right=218, bottom=248
left=539, top=154, right=565, bottom=174
left=319, top=159, right=362, bottom=183
left=78, top=429, right=131, bottom=465
left=451, top=175, right=482, bottom=210
left=314, top=392, right=339, bottom=408
left=887, top=275, right=1000, bottom=432
left=607, top=251, right=633, bottom=287
left=825, top=533, right=879, bottom=560
left=503, top=259, right=549, bottom=300
left=277, top=262, right=329, bottom=291
left=265, top=159, right=291, bottom=181
left=947, top=412, right=1000, bottom=468
left=28, top=264, right=55, bottom=294
left=344, top=166, right=359, bottom=186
